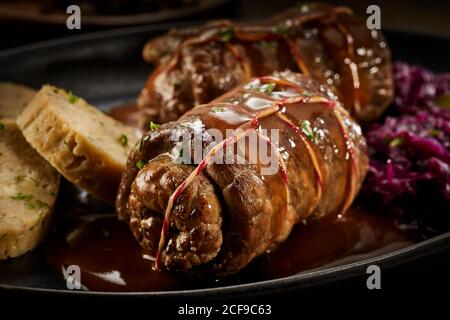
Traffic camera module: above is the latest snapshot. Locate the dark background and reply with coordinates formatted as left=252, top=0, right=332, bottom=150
left=1, top=0, right=450, bottom=50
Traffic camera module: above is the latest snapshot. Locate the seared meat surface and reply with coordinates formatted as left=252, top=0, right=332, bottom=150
left=128, top=154, right=223, bottom=270
left=117, top=71, right=368, bottom=275
left=139, top=3, right=392, bottom=126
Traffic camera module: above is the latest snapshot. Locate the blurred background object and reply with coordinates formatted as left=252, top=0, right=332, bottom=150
left=0, top=0, right=227, bottom=26
left=1, top=0, right=449, bottom=50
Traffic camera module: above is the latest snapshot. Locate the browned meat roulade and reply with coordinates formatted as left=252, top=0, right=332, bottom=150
left=117, top=71, right=368, bottom=276
left=138, top=3, right=393, bottom=126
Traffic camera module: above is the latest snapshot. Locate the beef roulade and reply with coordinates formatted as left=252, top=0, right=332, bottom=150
left=138, top=3, right=392, bottom=126
left=117, top=71, right=368, bottom=275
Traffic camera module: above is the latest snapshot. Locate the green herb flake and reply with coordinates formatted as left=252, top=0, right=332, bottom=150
left=27, top=200, right=48, bottom=210
left=273, top=24, right=290, bottom=37
left=302, top=90, right=313, bottom=97
left=300, top=120, right=314, bottom=141
left=27, top=202, right=37, bottom=209
left=67, top=91, right=80, bottom=104
left=314, top=131, right=320, bottom=145
left=16, top=175, right=39, bottom=186
left=136, top=135, right=150, bottom=152
left=149, top=121, right=160, bottom=131
left=0, top=122, right=4, bottom=131
left=11, top=192, right=34, bottom=201
left=435, top=93, right=450, bottom=109
left=428, top=128, right=440, bottom=137
left=118, top=134, right=128, bottom=147
left=136, top=159, right=146, bottom=170
left=36, top=200, right=48, bottom=208
left=212, top=106, right=226, bottom=113
left=218, top=28, right=234, bottom=42
left=260, top=83, right=276, bottom=95
left=259, top=41, right=275, bottom=49
left=389, top=137, right=403, bottom=148
left=171, top=78, right=182, bottom=86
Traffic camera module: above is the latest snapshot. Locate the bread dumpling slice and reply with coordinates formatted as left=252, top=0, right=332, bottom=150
left=0, top=82, right=36, bottom=118
left=17, top=85, right=139, bottom=204
left=0, top=119, right=60, bottom=259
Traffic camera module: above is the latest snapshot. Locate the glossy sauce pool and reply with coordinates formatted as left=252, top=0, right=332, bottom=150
left=45, top=205, right=418, bottom=292
left=44, top=103, right=420, bottom=292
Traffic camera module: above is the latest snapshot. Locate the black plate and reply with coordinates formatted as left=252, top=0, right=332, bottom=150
left=0, top=24, right=449, bottom=299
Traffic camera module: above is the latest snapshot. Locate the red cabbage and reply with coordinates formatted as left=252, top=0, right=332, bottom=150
left=360, top=62, right=450, bottom=233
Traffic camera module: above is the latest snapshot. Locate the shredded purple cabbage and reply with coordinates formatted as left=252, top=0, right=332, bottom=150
left=360, top=62, right=450, bottom=233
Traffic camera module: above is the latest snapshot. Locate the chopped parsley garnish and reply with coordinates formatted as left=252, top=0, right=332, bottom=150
left=171, top=78, right=182, bottom=86
left=302, top=90, right=313, bottom=97
left=16, top=175, right=39, bottom=186
left=218, top=28, right=234, bottom=42
left=259, top=41, right=275, bottom=49
left=212, top=106, right=226, bottom=113
left=314, top=131, right=320, bottom=145
left=28, top=200, right=48, bottom=209
left=428, top=128, right=440, bottom=137
left=300, top=120, right=314, bottom=142
left=11, top=192, right=34, bottom=201
left=435, top=93, right=450, bottom=109
left=260, top=83, right=276, bottom=95
left=118, top=134, right=128, bottom=146
left=149, top=121, right=160, bottom=131
left=136, top=159, right=146, bottom=170
left=273, top=24, right=290, bottom=37
left=389, top=137, right=403, bottom=148
left=136, top=135, right=150, bottom=152
left=67, top=91, right=80, bottom=104
left=11, top=193, right=47, bottom=209
left=0, top=122, right=4, bottom=131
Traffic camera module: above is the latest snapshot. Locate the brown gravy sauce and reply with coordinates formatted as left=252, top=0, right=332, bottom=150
left=43, top=103, right=420, bottom=292
left=45, top=206, right=418, bottom=292
left=108, top=103, right=144, bottom=128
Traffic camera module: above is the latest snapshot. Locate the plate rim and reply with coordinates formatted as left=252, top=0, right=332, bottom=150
left=1, top=230, right=449, bottom=297
left=1, top=21, right=450, bottom=59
